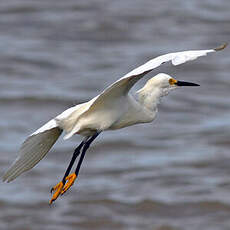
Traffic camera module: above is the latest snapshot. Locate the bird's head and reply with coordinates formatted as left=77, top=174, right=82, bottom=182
left=144, top=73, right=199, bottom=96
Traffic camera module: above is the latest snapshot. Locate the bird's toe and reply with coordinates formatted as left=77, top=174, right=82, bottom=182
left=49, top=181, right=64, bottom=204
left=61, top=173, right=77, bottom=195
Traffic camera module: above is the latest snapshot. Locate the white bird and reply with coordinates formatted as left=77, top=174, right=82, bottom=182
left=2, top=43, right=227, bottom=204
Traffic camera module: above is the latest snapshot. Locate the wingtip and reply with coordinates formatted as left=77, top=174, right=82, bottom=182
left=2, top=171, right=14, bottom=183
left=2, top=171, right=8, bottom=182
left=2, top=174, right=10, bottom=183
left=214, top=43, right=228, bottom=51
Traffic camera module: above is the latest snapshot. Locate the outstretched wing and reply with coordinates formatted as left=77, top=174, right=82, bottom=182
left=2, top=119, right=62, bottom=182
left=63, top=43, right=227, bottom=140
left=92, top=43, right=227, bottom=101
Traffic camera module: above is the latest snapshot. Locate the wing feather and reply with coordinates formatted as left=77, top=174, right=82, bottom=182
left=63, top=44, right=227, bottom=140
left=2, top=120, right=62, bottom=182
left=93, top=43, right=227, bottom=100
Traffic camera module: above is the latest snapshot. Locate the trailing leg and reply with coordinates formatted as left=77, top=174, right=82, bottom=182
left=61, top=132, right=100, bottom=195
left=49, top=139, right=86, bottom=204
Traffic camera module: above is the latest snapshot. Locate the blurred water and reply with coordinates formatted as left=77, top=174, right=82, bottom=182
left=0, top=0, right=230, bottom=230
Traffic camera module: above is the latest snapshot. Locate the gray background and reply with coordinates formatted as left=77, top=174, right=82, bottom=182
left=0, top=0, right=230, bottom=230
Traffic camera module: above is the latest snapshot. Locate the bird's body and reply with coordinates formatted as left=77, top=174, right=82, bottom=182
left=2, top=43, right=227, bottom=204
left=58, top=90, right=154, bottom=136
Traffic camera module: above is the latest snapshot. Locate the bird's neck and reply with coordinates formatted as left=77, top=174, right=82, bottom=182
left=136, top=86, right=168, bottom=112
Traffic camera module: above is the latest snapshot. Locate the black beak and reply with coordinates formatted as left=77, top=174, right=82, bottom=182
left=176, top=81, right=200, bottom=87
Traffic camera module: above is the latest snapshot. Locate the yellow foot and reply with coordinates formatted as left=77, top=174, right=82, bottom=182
left=49, top=181, right=64, bottom=205
left=61, top=173, right=77, bottom=195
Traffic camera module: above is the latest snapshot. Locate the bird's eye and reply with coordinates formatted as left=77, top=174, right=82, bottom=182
left=169, top=78, right=177, bottom=85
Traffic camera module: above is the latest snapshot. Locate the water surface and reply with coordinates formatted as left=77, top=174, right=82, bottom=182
left=0, top=1, right=230, bottom=229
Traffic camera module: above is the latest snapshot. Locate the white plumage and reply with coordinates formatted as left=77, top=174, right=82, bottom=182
left=3, top=126, right=62, bottom=182
left=2, top=43, right=227, bottom=183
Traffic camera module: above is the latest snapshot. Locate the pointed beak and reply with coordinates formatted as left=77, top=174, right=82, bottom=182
left=176, top=81, right=200, bottom=87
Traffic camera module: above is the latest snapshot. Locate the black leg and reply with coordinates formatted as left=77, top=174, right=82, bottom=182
left=50, top=132, right=101, bottom=202
left=61, top=139, right=87, bottom=184
left=75, top=132, right=100, bottom=176
left=50, top=138, right=87, bottom=194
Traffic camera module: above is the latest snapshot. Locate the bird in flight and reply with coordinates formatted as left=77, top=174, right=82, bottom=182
left=2, top=43, right=227, bottom=204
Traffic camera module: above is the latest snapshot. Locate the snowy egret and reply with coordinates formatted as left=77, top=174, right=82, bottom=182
left=2, top=43, right=227, bottom=204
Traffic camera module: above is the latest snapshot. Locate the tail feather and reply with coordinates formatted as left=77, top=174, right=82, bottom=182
left=2, top=120, right=62, bottom=182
